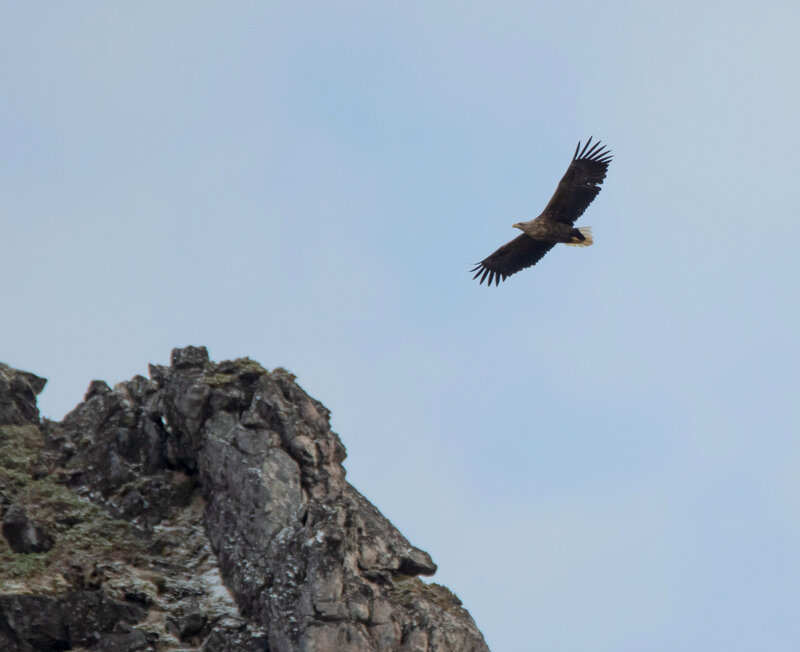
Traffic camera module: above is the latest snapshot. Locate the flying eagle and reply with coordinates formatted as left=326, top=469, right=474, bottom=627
left=471, top=138, right=612, bottom=285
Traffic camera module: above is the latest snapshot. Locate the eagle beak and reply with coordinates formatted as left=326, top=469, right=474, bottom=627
left=512, top=223, right=523, bottom=230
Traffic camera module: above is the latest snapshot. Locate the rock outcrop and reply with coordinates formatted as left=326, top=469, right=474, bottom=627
left=0, top=348, right=489, bottom=651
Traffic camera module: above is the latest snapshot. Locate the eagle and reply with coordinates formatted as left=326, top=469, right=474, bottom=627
left=471, top=138, right=612, bottom=285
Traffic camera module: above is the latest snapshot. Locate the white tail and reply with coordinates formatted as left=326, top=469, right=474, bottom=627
left=566, top=227, right=593, bottom=247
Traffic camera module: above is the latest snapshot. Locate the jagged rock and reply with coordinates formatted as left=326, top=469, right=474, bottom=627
left=0, top=592, right=147, bottom=650
left=0, top=363, right=46, bottom=426
left=0, top=348, right=489, bottom=651
left=2, top=504, right=54, bottom=553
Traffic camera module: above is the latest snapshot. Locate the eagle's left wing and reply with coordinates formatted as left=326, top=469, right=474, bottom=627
left=471, top=234, right=555, bottom=285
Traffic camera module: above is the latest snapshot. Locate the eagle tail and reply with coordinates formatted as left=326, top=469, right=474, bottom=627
left=565, top=227, right=593, bottom=247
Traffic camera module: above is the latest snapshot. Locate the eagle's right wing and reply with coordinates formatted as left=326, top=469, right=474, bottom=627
left=471, top=234, right=555, bottom=286
left=541, top=138, right=612, bottom=225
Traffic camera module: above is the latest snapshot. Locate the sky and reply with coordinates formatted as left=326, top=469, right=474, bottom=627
left=3, top=2, right=800, bottom=650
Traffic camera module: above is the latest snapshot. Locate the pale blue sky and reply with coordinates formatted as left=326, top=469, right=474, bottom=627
left=3, top=2, right=800, bottom=650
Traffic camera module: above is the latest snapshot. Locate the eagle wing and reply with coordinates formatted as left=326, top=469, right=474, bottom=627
left=541, top=137, right=612, bottom=225
left=471, top=234, right=556, bottom=286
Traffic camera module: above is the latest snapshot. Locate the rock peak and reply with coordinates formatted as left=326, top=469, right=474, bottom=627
left=170, top=345, right=210, bottom=370
left=0, top=349, right=489, bottom=651
left=0, top=362, right=46, bottom=426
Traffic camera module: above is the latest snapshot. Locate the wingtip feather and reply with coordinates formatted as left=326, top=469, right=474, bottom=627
left=579, top=136, right=593, bottom=158
left=585, top=140, right=603, bottom=158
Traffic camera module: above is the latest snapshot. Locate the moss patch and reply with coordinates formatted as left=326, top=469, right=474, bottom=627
left=0, top=425, right=44, bottom=471
left=389, top=576, right=464, bottom=616
left=0, top=479, right=146, bottom=592
left=0, top=426, right=145, bottom=595
left=204, top=357, right=268, bottom=386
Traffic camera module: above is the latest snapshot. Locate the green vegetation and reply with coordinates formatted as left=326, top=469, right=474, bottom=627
left=204, top=357, right=267, bottom=387
left=0, top=425, right=145, bottom=594
left=0, top=425, right=43, bottom=471
left=389, top=576, right=464, bottom=616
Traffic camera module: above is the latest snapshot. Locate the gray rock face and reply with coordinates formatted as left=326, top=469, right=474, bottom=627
left=0, top=347, right=489, bottom=651
left=2, top=504, right=55, bottom=554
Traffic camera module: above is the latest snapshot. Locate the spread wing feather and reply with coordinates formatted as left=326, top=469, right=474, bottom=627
left=471, top=235, right=555, bottom=286
left=542, top=137, right=612, bottom=225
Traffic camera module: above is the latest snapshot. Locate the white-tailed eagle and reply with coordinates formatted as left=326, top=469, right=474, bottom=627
left=472, top=138, right=612, bottom=285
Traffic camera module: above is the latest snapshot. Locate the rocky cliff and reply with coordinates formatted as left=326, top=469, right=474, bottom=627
left=0, top=348, right=489, bottom=651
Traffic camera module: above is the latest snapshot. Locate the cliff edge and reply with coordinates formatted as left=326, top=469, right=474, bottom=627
left=0, top=347, right=489, bottom=651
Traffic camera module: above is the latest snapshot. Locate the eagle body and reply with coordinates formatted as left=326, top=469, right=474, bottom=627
left=471, top=138, right=611, bottom=286
left=512, top=218, right=589, bottom=245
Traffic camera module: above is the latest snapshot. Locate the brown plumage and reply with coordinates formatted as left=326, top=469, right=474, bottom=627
left=471, top=138, right=612, bottom=286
